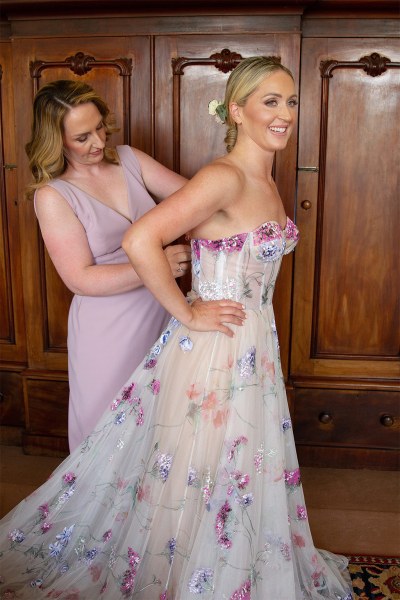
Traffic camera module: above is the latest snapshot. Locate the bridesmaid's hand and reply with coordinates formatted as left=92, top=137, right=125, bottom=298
left=164, top=244, right=192, bottom=279
left=185, top=298, right=246, bottom=338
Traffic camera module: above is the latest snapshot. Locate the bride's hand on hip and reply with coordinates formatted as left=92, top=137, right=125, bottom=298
left=186, top=298, right=246, bottom=338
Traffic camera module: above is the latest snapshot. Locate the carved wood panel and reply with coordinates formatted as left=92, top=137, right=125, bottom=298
left=292, top=39, right=400, bottom=383
left=0, top=42, right=26, bottom=365
left=154, top=34, right=300, bottom=379
left=12, top=37, right=150, bottom=370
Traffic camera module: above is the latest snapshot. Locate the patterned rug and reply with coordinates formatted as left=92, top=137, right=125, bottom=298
left=348, top=555, right=400, bottom=599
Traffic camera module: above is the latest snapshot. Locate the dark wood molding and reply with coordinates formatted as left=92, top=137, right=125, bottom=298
left=171, top=48, right=244, bottom=171
left=1, top=0, right=399, bottom=20
left=311, top=51, right=400, bottom=362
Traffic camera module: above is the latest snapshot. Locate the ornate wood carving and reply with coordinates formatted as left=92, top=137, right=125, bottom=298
left=29, top=52, right=133, bottom=142
left=171, top=49, right=244, bottom=172
left=312, top=52, right=400, bottom=359
left=320, top=52, right=398, bottom=79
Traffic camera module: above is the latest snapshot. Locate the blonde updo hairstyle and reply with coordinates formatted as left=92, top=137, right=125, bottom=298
left=224, top=56, right=294, bottom=153
left=25, top=79, right=119, bottom=199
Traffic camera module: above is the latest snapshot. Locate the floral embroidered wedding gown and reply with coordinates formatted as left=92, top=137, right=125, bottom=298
left=0, top=218, right=353, bottom=600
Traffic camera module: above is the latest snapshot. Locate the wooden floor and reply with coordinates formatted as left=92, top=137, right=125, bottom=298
left=0, top=444, right=399, bottom=557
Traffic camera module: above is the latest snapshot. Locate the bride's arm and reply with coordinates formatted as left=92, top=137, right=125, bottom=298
left=122, top=163, right=246, bottom=337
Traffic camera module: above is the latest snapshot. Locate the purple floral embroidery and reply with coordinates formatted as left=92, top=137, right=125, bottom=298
left=236, top=493, right=254, bottom=508
left=55, top=524, right=74, bottom=547
left=282, top=417, right=292, bottom=432
left=8, top=528, right=25, bottom=543
left=144, top=357, right=157, bottom=370
left=188, top=466, right=199, bottom=486
left=188, top=568, right=214, bottom=594
left=179, top=335, right=194, bottom=352
left=230, top=578, right=251, bottom=600
left=284, top=468, right=301, bottom=487
left=215, top=500, right=233, bottom=549
left=160, top=329, right=171, bottom=345
left=38, top=503, right=49, bottom=520
left=256, top=240, right=285, bottom=262
left=165, top=538, right=176, bottom=564
left=237, top=347, right=256, bottom=379
left=85, top=547, right=100, bottom=565
left=154, top=453, right=173, bottom=482
left=114, top=411, right=126, bottom=425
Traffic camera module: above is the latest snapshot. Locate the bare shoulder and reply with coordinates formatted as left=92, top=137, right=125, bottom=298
left=189, top=157, right=244, bottom=195
left=34, top=184, right=73, bottom=218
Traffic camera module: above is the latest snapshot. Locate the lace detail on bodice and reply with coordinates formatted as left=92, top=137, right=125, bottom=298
left=190, top=218, right=299, bottom=309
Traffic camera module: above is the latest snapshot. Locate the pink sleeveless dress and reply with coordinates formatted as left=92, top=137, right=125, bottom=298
left=38, top=145, right=170, bottom=452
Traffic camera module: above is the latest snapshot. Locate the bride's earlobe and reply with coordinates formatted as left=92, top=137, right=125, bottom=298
left=230, top=103, right=242, bottom=125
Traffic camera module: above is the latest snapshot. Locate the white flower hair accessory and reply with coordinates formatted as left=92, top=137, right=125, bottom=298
left=208, top=99, right=227, bottom=124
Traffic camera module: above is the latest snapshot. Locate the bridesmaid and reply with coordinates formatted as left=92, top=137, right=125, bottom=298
left=25, top=80, right=191, bottom=452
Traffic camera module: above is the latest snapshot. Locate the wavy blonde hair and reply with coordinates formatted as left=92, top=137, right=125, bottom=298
left=25, top=79, right=119, bottom=199
left=224, top=56, right=294, bottom=153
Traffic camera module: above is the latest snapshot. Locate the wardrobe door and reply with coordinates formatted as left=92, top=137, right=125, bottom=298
left=0, top=41, right=27, bottom=443
left=291, top=38, right=400, bottom=469
left=12, top=36, right=151, bottom=454
left=154, top=34, right=300, bottom=383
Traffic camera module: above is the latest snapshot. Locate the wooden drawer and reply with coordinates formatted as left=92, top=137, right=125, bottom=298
left=293, top=388, right=400, bottom=450
left=0, top=370, right=24, bottom=428
left=24, top=378, right=69, bottom=437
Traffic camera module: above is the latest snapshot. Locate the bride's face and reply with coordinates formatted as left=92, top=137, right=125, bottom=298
left=232, top=70, right=298, bottom=153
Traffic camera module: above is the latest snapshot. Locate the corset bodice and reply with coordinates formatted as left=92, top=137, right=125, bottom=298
left=190, top=217, right=299, bottom=310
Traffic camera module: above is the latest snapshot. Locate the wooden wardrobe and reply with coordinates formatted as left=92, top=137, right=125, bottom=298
left=0, top=0, right=399, bottom=469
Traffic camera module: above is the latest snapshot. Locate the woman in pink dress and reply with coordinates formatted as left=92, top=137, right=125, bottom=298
left=25, top=80, right=191, bottom=452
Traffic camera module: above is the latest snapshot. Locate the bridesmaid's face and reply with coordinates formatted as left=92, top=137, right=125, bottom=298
left=62, top=102, right=107, bottom=166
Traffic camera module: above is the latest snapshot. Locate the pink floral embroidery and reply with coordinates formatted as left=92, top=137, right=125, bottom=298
left=186, top=383, right=201, bottom=400
left=150, top=379, right=161, bottom=395
left=213, top=408, right=229, bottom=428
left=62, top=472, right=76, bottom=485
left=215, top=500, right=233, bottom=549
left=230, top=578, right=251, bottom=600
left=292, top=533, right=306, bottom=547
left=284, top=468, right=301, bottom=487
left=228, top=436, right=248, bottom=462
left=102, top=529, right=112, bottom=543
left=297, top=505, right=308, bottom=520
left=89, top=565, right=101, bottom=582
left=120, top=548, right=141, bottom=596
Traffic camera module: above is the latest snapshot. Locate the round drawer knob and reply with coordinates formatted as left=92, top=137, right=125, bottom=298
left=319, top=412, right=332, bottom=424
left=301, top=200, right=312, bottom=210
left=380, top=414, right=394, bottom=427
